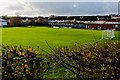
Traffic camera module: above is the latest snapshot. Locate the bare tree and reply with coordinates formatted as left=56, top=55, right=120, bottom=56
left=9, top=17, right=22, bottom=26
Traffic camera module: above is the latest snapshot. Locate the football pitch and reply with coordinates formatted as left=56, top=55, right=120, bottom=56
left=2, top=26, right=105, bottom=52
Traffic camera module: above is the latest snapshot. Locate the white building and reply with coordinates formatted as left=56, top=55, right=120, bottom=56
left=0, top=18, right=7, bottom=27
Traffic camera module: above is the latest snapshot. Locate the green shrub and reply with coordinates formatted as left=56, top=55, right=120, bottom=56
left=2, top=45, right=50, bottom=80
left=50, top=41, right=120, bottom=79
left=2, top=41, right=120, bottom=79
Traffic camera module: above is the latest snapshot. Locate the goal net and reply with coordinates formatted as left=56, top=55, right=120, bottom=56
left=102, top=30, right=115, bottom=39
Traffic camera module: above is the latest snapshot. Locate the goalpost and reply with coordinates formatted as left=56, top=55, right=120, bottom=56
left=102, top=29, right=115, bottom=39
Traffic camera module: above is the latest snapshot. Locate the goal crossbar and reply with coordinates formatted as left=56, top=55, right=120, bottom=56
left=102, top=30, right=115, bottom=39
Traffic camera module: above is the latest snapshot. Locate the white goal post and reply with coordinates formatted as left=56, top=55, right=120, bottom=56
left=102, top=29, right=115, bottom=39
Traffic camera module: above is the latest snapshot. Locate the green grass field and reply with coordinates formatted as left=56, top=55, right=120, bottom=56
left=2, top=26, right=104, bottom=52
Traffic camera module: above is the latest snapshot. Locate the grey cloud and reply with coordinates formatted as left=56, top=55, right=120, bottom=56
left=30, top=2, right=118, bottom=15
left=2, top=2, right=118, bottom=16
left=31, top=2, right=73, bottom=14
left=6, top=3, right=24, bottom=11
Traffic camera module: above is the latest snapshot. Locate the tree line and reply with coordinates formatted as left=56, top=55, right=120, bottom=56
left=2, top=16, right=49, bottom=27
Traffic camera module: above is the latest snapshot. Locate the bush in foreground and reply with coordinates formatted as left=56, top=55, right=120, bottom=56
left=2, top=45, right=50, bottom=80
left=2, top=41, right=120, bottom=80
left=50, top=41, right=120, bottom=79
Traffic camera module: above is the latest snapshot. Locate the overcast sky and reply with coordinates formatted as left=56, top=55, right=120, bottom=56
left=0, top=0, right=119, bottom=17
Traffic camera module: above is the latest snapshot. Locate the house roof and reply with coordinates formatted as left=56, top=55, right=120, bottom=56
left=48, top=16, right=111, bottom=21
